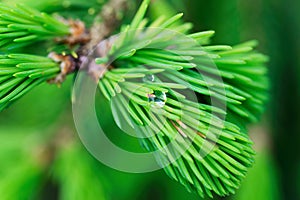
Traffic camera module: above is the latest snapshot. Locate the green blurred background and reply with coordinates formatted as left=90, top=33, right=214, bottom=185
left=0, top=0, right=299, bottom=199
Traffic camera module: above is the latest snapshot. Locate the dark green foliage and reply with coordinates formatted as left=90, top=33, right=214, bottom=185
left=53, top=143, right=107, bottom=200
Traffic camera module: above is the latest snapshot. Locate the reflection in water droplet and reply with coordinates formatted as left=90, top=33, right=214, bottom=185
left=143, top=74, right=155, bottom=82
left=88, top=8, right=96, bottom=15
left=148, top=91, right=167, bottom=108
left=62, top=0, right=71, bottom=8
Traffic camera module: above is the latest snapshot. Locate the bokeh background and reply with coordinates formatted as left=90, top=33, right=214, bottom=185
left=0, top=0, right=299, bottom=199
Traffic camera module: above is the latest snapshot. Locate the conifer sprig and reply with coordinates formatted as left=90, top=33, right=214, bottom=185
left=0, top=4, right=80, bottom=49
left=94, top=0, right=269, bottom=197
left=98, top=65, right=256, bottom=197
left=0, top=0, right=269, bottom=198
left=0, top=54, right=60, bottom=111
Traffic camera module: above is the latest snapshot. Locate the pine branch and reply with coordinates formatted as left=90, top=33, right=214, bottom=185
left=0, top=4, right=70, bottom=49
left=0, top=0, right=129, bottom=111
left=93, top=0, right=268, bottom=197
left=0, top=3, right=94, bottom=51
left=0, top=0, right=269, bottom=198
left=0, top=54, right=60, bottom=111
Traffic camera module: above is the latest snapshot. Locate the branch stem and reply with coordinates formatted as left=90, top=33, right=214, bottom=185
left=50, top=0, right=128, bottom=84
left=81, top=0, right=128, bottom=54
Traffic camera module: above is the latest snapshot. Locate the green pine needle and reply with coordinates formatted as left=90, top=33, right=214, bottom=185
left=0, top=54, right=60, bottom=111
left=0, top=3, right=70, bottom=49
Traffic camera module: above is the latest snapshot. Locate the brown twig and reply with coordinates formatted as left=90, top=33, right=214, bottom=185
left=82, top=0, right=128, bottom=54
left=78, top=0, right=128, bottom=81
left=47, top=52, right=77, bottom=85
left=55, top=19, right=90, bottom=46
left=49, top=0, right=128, bottom=84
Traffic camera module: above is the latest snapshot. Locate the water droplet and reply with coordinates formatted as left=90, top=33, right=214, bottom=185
left=148, top=91, right=167, bottom=108
left=62, top=0, right=71, bottom=8
left=88, top=8, right=96, bottom=15
left=143, top=74, right=155, bottom=82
